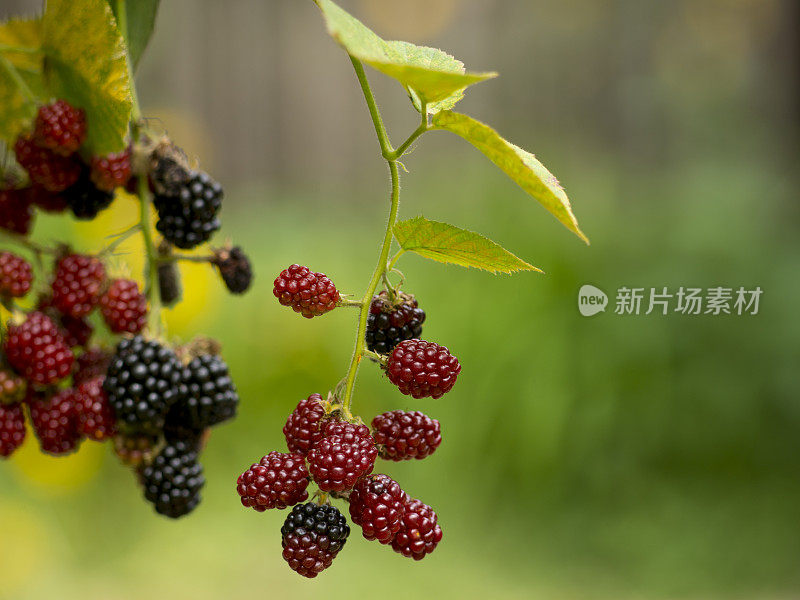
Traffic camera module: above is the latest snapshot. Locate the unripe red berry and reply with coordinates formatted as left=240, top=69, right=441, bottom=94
left=371, top=410, right=441, bottom=461
left=236, top=451, right=310, bottom=511
left=0, top=252, right=33, bottom=298
left=51, top=254, right=106, bottom=318
left=34, top=99, right=87, bottom=155
left=99, top=278, right=148, bottom=334
left=283, top=394, right=326, bottom=455
left=273, top=264, right=340, bottom=318
left=385, top=339, right=461, bottom=399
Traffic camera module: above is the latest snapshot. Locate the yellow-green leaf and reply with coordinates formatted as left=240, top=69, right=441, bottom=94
left=43, top=0, right=132, bottom=155
left=107, top=0, right=160, bottom=70
left=432, top=110, right=589, bottom=244
left=0, top=17, right=45, bottom=144
left=394, top=216, right=542, bottom=274
left=314, top=0, right=496, bottom=114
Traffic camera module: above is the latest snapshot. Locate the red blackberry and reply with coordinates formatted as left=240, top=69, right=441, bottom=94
left=75, top=376, right=116, bottom=441
left=281, top=503, right=350, bottom=578
left=58, top=314, right=93, bottom=348
left=0, top=251, right=33, bottom=297
left=3, top=312, right=74, bottom=385
left=62, top=167, right=115, bottom=220
left=391, top=498, right=443, bottom=560
left=283, top=394, right=326, bottom=455
left=26, top=186, right=68, bottom=213
left=154, top=171, right=223, bottom=249
left=236, top=451, right=310, bottom=511
left=0, top=402, right=26, bottom=457
left=0, top=369, right=26, bottom=404
left=140, top=441, right=205, bottom=519
left=0, top=188, right=34, bottom=234
left=73, top=348, right=111, bottom=385
left=99, top=278, right=147, bottom=334
left=28, top=388, right=83, bottom=455
left=51, top=253, right=106, bottom=318
left=90, top=147, right=132, bottom=191
left=33, top=99, right=87, bottom=155
left=385, top=339, right=461, bottom=399
left=348, top=474, right=407, bottom=544
left=273, top=264, right=340, bottom=319
left=165, top=353, right=239, bottom=433
left=307, top=422, right=377, bottom=492
left=14, top=135, right=81, bottom=192
left=212, top=246, right=253, bottom=294
left=103, top=336, right=186, bottom=434
left=371, top=410, right=442, bottom=461
left=366, top=291, right=426, bottom=354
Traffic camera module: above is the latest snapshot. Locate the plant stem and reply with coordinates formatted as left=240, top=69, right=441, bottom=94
left=0, top=53, right=36, bottom=103
left=389, top=120, right=428, bottom=160
left=387, top=249, right=406, bottom=272
left=349, top=56, right=394, bottom=158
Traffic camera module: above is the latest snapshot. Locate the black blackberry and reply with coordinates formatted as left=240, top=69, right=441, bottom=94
left=140, top=441, right=205, bottom=519
left=63, top=167, right=114, bottom=220
left=157, top=260, right=182, bottom=306
left=154, top=171, right=222, bottom=249
left=165, top=354, right=238, bottom=433
left=212, top=246, right=253, bottom=294
left=365, top=291, right=425, bottom=355
left=103, top=336, right=186, bottom=435
left=281, top=503, right=351, bottom=577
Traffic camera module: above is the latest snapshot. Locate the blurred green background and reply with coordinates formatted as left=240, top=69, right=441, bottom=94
left=1, top=0, right=799, bottom=599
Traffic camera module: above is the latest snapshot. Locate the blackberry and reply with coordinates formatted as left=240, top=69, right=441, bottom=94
left=391, top=498, right=443, bottom=560
left=385, top=339, right=461, bottom=399
left=157, top=260, right=182, bottom=306
left=0, top=369, right=26, bottom=404
left=0, top=188, right=34, bottom=235
left=14, top=135, right=81, bottom=192
left=212, top=246, right=253, bottom=294
left=28, top=388, right=83, bottom=455
left=283, top=393, right=326, bottom=455
left=154, top=171, right=222, bottom=249
left=33, top=99, right=87, bottom=155
left=4, top=312, right=74, bottom=385
left=236, top=451, right=310, bottom=511
left=273, top=264, right=340, bottom=319
left=365, top=291, right=425, bottom=354
left=165, top=353, right=239, bottom=432
left=0, top=402, right=26, bottom=457
left=99, top=278, right=148, bottom=334
left=89, top=147, right=132, bottom=191
left=0, top=251, right=33, bottom=298
left=103, top=336, right=186, bottom=435
left=51, top=253, right=106, bottom=318
left=73, top=347, right=111, bottom=384
left=371, top=410, right=442, bottom=461
left=307, top=422, right=378, bottom=492
left=348, top=474, right=407, bottom=544
left=63, top=167, right=115, bottom=220
left=140, top=441, right=205, bottom=519
left=149, top=141, right=191, bottom=197
left=59, top=314, right=94, bottom=348
left=281, top=503, right=350, bottom=578
left=75, top=376, right=117, bottom=441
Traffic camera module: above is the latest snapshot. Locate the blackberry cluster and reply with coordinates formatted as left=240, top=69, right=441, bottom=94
left=103, top=336, right=186, bottom=434
left=281, top=503, right=350, bottom=578
left=165, top=353, right=239, bottom=438
left=140, top=441, right=205, bottom=519
left=366, top=291, right=426, bottom=354
left=154, top=171, right=223, bottom=250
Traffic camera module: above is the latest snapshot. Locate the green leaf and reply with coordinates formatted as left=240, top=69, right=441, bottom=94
left=43, top=0, right=132, bottom=155
left=314, top=0, right=496, bottom=114
left=107, top=0, right=160, bottom=70
left=0, top=17, right=45, bottom=144
left=432, top=110, right=589, bottom=244
left=394, top=216, right=542, bottom=274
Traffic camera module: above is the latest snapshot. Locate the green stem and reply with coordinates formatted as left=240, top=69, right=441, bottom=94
left=0, top=53, right=36, bottom=103
left=138, top=177, right=161, bottom=327
left=387, top=249, right=406, bottom=271
left=159, top=254, right=212, bottom=265
left=349, top=56, right=394, bottom=158
left=389, top=117, right=428, bottom=160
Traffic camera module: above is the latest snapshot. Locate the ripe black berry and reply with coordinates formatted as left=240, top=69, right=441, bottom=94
left=63, top=166, right=114, bottom=219
left=154, top=171, right=223, bottom=249
left=140, top=441, right=205, bottom=519
left=366, top=291, right=425, bottom=354
left=157, top=260, right=182, bottom=306
left=212, top=246, right=253, bottom=294
left=103, top=336, right=186, bottom=434
left=281, top=503, right=350, bottom=578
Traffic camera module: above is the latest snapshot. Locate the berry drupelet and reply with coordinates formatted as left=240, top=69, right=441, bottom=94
left=365, top=291, right=426, bottom=355
left=371, top=410, right=442, bottom=461
left=273, top=264, right=340, bottom=318
left=103, top=336, right=186, bottom=435
left=385, top=339, right=461, bottom=399
left=236, top=451, right=310, bottom=511
left=140, top=441, right=205, bottom=519
left=281, top=503, right=350, bottom=578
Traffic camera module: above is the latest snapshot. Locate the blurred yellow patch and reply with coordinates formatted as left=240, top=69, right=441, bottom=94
left=0, top=500, right=51, bottom=594
left=163, top=260, right=221, bottom=335
left=358, top=0, right=459, bottom=42
left=12, top=424, right=105, bottom=494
